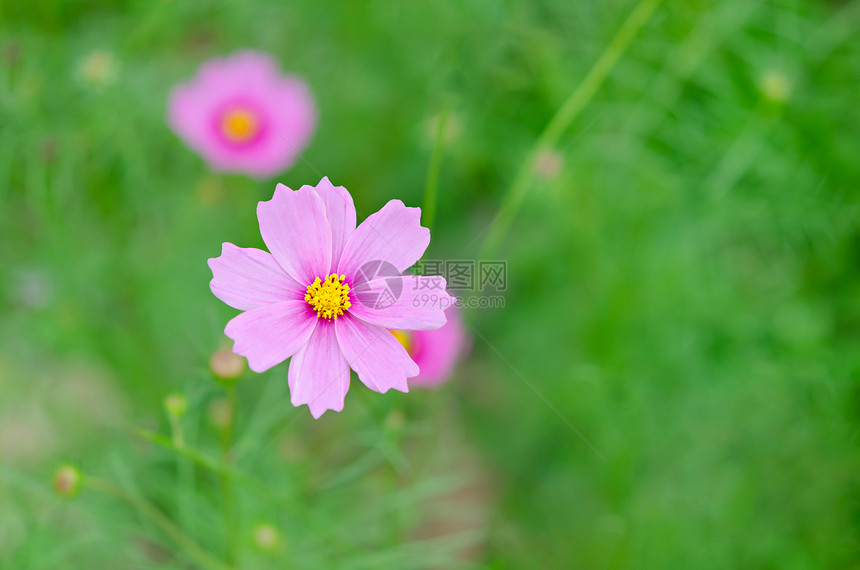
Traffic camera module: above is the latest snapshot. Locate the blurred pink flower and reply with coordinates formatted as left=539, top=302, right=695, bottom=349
left=168, top=50, right=316, bottom=179
left=391, top=306, right=470, bottom=387
left=208, top=177, right=453, bottom=418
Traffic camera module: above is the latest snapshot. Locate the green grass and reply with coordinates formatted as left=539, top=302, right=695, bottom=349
left=2, top=0, right=860, bottom=568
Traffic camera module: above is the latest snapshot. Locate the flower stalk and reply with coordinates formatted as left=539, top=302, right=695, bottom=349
left=219, top=383, right=239, bottom=566
left=423, top=111, right=448, bottom=234
left=83, top=475, right=232, bottom=570
left=480, top=0, right=663, bottom=258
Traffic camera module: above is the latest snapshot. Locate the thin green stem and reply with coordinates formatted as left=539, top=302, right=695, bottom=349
left=422, top=112, right=448, bottom=234
left=83, top=476, right=231, bottom=570
left=705, top=5, right=858, bottom=202
left=166, top=410, right=193, bottom=532
left=137, top=428, right=292, bottom=503
left=480, top=0, right=663, bottom=258
left=220, top=385, right=239, bottom=566
left=806, top=0, right=860, bottom=60
left=168, top=414, right=184, bottom=448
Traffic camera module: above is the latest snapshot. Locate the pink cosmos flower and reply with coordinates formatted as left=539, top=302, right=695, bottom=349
left=208, top=177, right=454, bottom=418
left=390, top=307, right=470, bottom=387
left=168, top=50, right=316, bottom=179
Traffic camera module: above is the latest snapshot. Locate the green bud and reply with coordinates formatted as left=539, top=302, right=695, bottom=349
left=252, top=522, right=283, bottom=553
left=532, top=148, right=563, bottom=180
left=760, top=71, right=790, bottom=104
left=164, top=393, right=188, bottom=418
left=53, top=464, right=82, bottom=498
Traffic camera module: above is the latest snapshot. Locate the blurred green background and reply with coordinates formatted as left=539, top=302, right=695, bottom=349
left=3, top=0, right=860, bottom=568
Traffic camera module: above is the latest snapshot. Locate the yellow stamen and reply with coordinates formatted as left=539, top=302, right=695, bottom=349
left=221, top=108, right=259, bottom=143
left=389, top=329, right=411, bottom=353
left=305, top=274, right=351, bottom=321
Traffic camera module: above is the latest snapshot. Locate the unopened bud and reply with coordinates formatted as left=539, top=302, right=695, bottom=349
left=209, top=348, right=245, bottom=383
left=3, top=42, right=21, bottom=67
left=76, top=50, right=118, bottom=87
left=53, top=464, right=82, bottom=498
left=164, top=393, right=188, bottom=418
left=12, top=268, right=53, bottom=310
left=532, top=149, right=563, bottom=180
left=252, top=522, right=283, bottom=553
left=760, top=71, right=790, bottom=104
left=40, top=138, right=58, bottom=163
left=425, top=113, right=462, bottom=145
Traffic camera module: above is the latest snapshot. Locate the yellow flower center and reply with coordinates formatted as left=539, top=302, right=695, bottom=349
left=389, top=329, right=411, bottom=353
left=221, top=108, right=259, bottom=143
left=305, top=274, right=351, bottom=320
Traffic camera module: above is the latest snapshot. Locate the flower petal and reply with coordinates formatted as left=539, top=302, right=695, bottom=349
left=208, top=243, right=304, bottom=311
left=349, top=275, right=453, bottom=330
left=258, top=184, right=332, bottom=285
left=335, top=315, right=417, bottom=394
left=198, top=50, right=280, bottom=87
left=225, top=301, right=316, bottom=373
left=259, top=77, right=318, bottom=174
left=410, top=307, right=471, bottom=386
left=288, top=324, right=350, bottom=418
left=304, top=177, right=355, bottom=268
left=337, top=200, right=429, bottom=277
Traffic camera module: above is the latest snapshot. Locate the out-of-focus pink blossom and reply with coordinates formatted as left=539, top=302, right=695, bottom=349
left=168, top=50, right=317, bottom=179
left=391, top=306, right=470, bottom=387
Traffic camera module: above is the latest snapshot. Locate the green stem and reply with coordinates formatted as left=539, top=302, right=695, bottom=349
left=220, top=385, right=239, bottom=566
left=479, top=0, right=663, bottom=258
left=422, top=112, right=448, bottom=234
left=137, top=428, right=306, bottom=513
left=705, top=4, right=860, bottom=201
left=84, top=476, right=231, bottom=570
left=167, top=410, right=193, bottom=533
left=168, top=414, right=184, bottom=448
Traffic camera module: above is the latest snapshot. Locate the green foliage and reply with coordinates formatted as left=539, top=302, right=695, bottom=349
left=2, top=0, right=860, bottom=568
